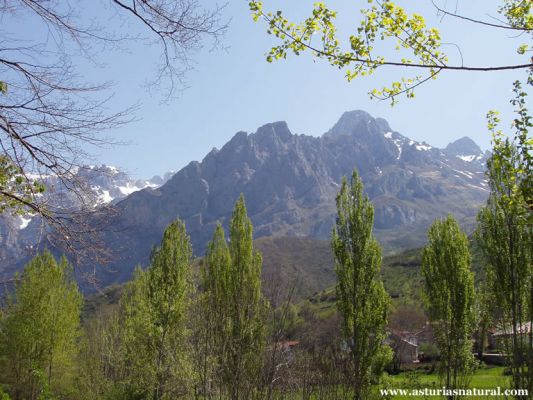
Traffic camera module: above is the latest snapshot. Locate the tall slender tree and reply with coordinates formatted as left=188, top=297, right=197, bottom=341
left=120, top=219, right=195, bottom=399
left=77, top=304, right=125, bottom=400
left=422, top=215, right=476, bottom=399
left=0, top=251, right=82, bottom=400
left=201, top=195, right=268, bottom=400
left=331, top=170, right=391, bottom=400
left=197, top=223, right=231, bottom=397
left=477, top=136, right=532, bottom=396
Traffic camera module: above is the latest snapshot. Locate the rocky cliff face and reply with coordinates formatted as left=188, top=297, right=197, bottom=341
left=0, top=110, right=489, bottom=289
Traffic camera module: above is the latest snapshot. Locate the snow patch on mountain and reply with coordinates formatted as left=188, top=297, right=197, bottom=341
left=19, top=216, right=32, bottom=230
left=11, top=166, right=174, bottom=231
left=119, top=183, right=145, bottom=196
left=453, top=169, right=474, bottom=179
left=383, top=132, right=404, bottom=159
left=99, top=190, right=113, bottom=204
left=467, top=183, right=489, bottom=192
left=457, top=154, right=482, bottom=162
left=383, top=132, right=435, bottom=157
left=415, top=144, right=432, bottom=151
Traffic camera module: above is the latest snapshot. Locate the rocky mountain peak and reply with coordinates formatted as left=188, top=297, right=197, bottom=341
left=226, top=130, right=248, bottom=147
left=255, top=121, right=291, bottom=138
left=445, top=136, right=484, bottom=163
left=445, top=136, right=482, bottom=156
left=324, top=110, right=390, bottom=139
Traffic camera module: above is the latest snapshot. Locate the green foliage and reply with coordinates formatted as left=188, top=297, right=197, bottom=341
left=499, top=0, right=533, bottom=32
left=200, top=195, right=268, bottom=399
left=486, top=76, right=532, bottom=224
left=477, top=134, right=533, bottom=394
left=476, top=68, right=532, bottom=397
left=249, top=0, right=532, bottom=104
left=0, top=251, right=82, bottom=400
left=249, top=0, right=446, bottom=104
left=227, top=195, right=268, bottom=397
left=510, top=77, right=533, bottom=216
left=197, top=223, right=231, bottom=395
left=475, top=279, right=493, bottom=359
left=331, top=170, right=391, bottom=399
left=119, top=219, right=195, bottom=399
left=76, top=304, right=124, bottom=400
left=418, top=342, right=439, bottom=361
left=421, top=215, right=476, bottom=393
left=0, top=155, right=46, bottom=215
left=81, top=285, right=123, bottom=320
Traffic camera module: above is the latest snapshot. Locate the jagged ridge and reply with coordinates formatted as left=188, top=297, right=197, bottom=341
left=0, top=110, right=490, bottom=290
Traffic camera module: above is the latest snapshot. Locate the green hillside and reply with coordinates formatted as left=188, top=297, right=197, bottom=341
left=82, top=237, right=414, bottom=316
left=84, top=235, right=485, bottom=320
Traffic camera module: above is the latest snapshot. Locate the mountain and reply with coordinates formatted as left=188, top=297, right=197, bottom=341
left=0, top=166, right=171, bottom=279
left=73, top=165, right=174, bottom=206
left=445, top=136, right=486, bottom=162
left=0, top=110, right=490, bottom=289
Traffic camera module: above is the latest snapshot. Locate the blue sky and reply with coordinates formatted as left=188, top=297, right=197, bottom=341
left=8, top=0, right=529, bottom=178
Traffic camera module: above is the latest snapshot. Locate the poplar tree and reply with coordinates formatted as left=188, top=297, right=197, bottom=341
left=197, top=223, right=231, bottom=397
left=0, top=251, right=82, bottom=400
left=331, top=170, right=391, bottom=400
left=477, top=137, right=533, bottom=395
left=120, top=219, right=195, bottom=399
left=422, top=215, right=476, bottom=398
left=77, top=304, right=125, bottom=400
left=201, top=195, right=267, bottom=400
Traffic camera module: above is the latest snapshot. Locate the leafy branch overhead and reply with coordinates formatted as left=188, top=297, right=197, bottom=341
left=249, top=0, right=533, bottom=104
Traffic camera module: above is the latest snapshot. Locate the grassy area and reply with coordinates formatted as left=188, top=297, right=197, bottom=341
left=384, top=366, right=510, bottom=399
left=265, top=367, right=510, bottom=399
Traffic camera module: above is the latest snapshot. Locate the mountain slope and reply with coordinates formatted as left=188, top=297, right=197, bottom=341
left=1, top=110, right=489, bottom=289
left=81, top=110, right=488, bottom=287
left=83, top=234, right=488, bottom=318
left=0, top=166, right=171, bottom=280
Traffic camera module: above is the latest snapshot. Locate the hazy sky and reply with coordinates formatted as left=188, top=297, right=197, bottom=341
left=9, top=0, right=530, bottom=178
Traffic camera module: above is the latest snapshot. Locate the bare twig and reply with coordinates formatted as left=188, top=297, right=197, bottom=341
left=0, top=0, right=227, bottom=269
left=432, top=0, right=533, bottom=31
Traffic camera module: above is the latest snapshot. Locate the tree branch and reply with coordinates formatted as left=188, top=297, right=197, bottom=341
left=432, top=0, right=533, bottom=32
left=259, top=10, right=533, bottom=72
